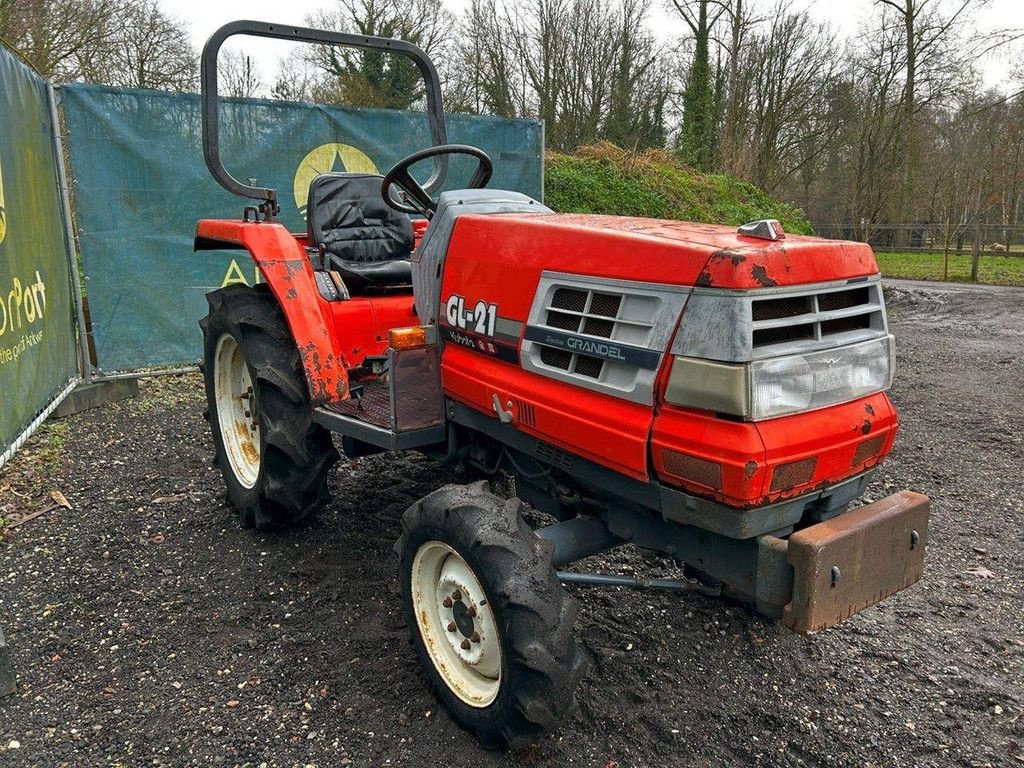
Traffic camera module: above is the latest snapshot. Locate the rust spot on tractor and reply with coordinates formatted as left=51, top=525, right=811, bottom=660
left=865, top=403, right=875, bottom=416
left=710, top=249, right=747, bottom=267
left=744, top=460, right=758, bottom=479
left=750, top=264, right=778, bottom=287
left=861, top=419, right=872, bottom=435
left=696, top=271, right=714, bottom=287
left=235, top=424, right=260, bottom=465
left=285, top=287, right=298, bottom=299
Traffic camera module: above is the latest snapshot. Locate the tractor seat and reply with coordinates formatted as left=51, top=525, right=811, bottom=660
left=306, top=172, right=414, bottom=291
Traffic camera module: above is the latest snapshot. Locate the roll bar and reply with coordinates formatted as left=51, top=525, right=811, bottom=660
left=200, top=19, right=449, bottom=220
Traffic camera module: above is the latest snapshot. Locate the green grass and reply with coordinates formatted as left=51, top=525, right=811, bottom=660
left=0, top=420, right=70, bottom=530
left=874, top=251, right=1024, bottom=287
left=543, top=143, right=813, bottom=234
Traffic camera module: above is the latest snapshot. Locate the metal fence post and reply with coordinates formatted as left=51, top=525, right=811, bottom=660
left=47, top=83, right=93, bottom=385
left=971, top=189, right=983, bottom=283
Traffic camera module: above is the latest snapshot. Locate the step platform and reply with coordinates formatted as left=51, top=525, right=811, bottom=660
left=314, top=345, right=447, bottom=451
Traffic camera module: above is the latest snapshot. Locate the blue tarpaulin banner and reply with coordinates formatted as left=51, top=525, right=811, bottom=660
left=0, top=45, right=79, bottom=466
left=59, top=84, right=543, bottom=371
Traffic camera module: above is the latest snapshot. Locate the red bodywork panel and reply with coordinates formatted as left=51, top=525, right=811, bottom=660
left=201, top=211, right=895, bottom=511
left=651, top=393, right=898, bottom=507
left=436, top=213, right=892, bottom=507
left=195, top=219, right=416, bottom=405
left=451, top=213, right=878, bottom=288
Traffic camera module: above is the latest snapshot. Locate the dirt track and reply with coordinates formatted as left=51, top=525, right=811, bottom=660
left=1, top=279, right=1022, bottom=767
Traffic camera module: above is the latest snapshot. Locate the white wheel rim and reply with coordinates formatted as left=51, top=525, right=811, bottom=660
left=411, top=541, right=502, bottom=708
left=213, top=334, right=261, bottom=489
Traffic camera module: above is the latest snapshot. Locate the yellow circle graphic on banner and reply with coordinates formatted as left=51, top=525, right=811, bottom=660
left=293, top=143, right=378, bottom=219
left=0, top=154, right=7, bottom=246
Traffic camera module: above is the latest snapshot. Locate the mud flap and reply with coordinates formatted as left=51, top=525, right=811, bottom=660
left=784, top=491, right=929, bottom=634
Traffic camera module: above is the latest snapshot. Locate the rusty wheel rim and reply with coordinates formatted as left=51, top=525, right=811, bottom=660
left=214, top=334, right=261, bottom=489
left=411, top=541, right=502, bottom=708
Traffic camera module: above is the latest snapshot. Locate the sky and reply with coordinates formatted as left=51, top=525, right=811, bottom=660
left=165, top=0, right=1023, bottom=93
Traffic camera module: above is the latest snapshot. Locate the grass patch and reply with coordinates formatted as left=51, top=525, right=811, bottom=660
left=874, top=251, right=1024, bottom=287
left=544, top=143, right=813, bottom=234
left=0, top=420, right=71, bottom=529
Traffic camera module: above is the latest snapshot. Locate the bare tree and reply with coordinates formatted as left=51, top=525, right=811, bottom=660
left=873, top=0, right=988, bottom=218
left=733, top=4, right=838, bottom=194
left=271, top=52, right=319, bottom=102
left=0, top=0, right=119, bottom=81
left=716, top=0, right=761, bottom=175
left=445, top=0, right=526, bottom=117
left=92, top=0, right=196, bottom=90
left=220, top=50, right=262, bottom=99
left=305, top=0, right=454, bottom=110
left=604, top=0, right=669, bottom=149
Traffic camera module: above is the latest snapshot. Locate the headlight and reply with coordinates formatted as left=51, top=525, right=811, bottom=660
left=665, top=336, right=894, bottom=420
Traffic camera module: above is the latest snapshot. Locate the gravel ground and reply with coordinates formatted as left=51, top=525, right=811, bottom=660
left=1, top=279, right=1022, bottom=767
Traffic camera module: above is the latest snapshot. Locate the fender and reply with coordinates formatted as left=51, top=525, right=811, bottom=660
left=195, top=219, right=349, bottom=404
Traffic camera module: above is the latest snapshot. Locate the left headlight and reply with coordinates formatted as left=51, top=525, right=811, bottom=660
left=665, top=335, right=895, bottom=421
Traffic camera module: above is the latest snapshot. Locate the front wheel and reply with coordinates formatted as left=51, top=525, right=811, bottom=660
left=396, top=482, right=587, bottom=748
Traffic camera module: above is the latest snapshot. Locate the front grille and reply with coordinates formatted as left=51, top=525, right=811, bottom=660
left=540, top=345, right=572, bottom=370
left=574, top=354, right=604, bottom=378
left=546, top=310, right=580, bottom=331
left=551, top=287, right=587, bottom=312
left=819, top=287, right=870, bottom=312
left=752, top=324, right=815, bottom=347
left=582, top=316, right=615, bottom=337
left=751, top=282, right=884, bottom=352
left=534, top=286, right=655, bottom=383
left=752, top=295, right=813, bottom=321
left=589, top=292, right=622, bottom=317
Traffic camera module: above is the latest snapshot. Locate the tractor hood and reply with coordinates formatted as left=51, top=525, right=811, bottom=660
left=456, top=212, right=879, bottom=290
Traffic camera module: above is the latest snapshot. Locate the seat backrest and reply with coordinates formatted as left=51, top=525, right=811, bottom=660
left=306, top=172, right=414, bottom=263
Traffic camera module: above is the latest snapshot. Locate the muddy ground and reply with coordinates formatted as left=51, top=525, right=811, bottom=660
left=1, top=279, right=1022, bottom=767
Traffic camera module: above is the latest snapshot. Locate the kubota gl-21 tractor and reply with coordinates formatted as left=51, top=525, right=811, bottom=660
left=196, top=21, right=930, bottom=748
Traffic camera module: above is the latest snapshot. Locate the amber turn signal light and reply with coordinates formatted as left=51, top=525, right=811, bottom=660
left=389, top=326, right=430, bottom=349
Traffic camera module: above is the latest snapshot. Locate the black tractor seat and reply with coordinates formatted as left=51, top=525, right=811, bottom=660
left=306, top=172, right=414, bottom=292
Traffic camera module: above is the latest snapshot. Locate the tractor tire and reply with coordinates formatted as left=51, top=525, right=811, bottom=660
left=200, top=283, right=338, bottom=529
left=395, top=481, right=587, bottom=749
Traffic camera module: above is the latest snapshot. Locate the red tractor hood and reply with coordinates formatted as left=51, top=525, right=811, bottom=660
left=466, top=212, right=878, bottom=289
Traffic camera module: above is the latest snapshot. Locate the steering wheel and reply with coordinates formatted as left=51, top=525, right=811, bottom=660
left=381, top=144, right=493, bottom=217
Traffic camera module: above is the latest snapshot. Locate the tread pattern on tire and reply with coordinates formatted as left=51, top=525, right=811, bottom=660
left=396, top=481, right=588, bottom=748
left=200, top=284, right=338, bottom=529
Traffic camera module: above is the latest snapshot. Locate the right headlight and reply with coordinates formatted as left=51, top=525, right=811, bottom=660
left=665, top=335, right=895, bottom=421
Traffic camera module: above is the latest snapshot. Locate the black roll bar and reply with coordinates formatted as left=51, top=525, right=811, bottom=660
left=200, top=19, right=449, bottom=219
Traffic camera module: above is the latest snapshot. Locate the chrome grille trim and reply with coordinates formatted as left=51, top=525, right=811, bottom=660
left=672, top=275, right=889, bottom=363
left=523, top=272, right=690, bottom=405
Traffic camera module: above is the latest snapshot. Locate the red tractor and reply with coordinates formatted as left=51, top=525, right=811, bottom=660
left=196, top=21, right=929, bottom=748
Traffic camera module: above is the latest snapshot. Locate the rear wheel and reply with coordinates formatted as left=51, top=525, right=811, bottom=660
left=396, top=482, right=587, bottom=748
left=200, top=284, right=338, bottom=529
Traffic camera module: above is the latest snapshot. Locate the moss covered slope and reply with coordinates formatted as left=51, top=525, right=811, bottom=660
left=543, top=143, right=812, bottom=235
